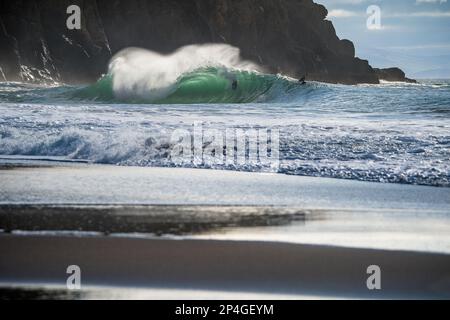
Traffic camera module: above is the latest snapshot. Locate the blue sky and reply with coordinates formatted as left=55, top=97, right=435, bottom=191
left=315, top=0, right=450, bottom=78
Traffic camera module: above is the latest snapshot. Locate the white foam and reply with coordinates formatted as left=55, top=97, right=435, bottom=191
left=108, top=44, right=263, bottom=101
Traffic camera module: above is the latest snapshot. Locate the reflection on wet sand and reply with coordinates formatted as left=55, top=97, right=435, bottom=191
left=0, top=205, right=321, bottom=236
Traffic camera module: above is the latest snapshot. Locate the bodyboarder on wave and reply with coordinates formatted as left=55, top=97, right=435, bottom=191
left=220, top=68, right=238, bottom=90
left=298, top=74, right=307, bottom=85
left=231, top=79, right=238, bottom=90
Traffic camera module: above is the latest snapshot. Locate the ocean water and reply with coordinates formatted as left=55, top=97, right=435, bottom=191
left=0, top=47, right=449, bottom=187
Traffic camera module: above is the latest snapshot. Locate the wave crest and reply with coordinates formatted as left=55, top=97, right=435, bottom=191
left=73, top=44, right=305, bottom=104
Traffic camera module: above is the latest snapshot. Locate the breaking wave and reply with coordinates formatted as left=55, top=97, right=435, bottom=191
left=1, top=45, right=449, bottom=187
left=0, top=45, right=310, bottom=105
left=72, top=67, right=304, bottom=104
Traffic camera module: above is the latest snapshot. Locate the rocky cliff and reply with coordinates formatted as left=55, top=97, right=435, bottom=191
left=374, top=68, right=417, bottom=83
left=0, top=0, right=383, bottom=84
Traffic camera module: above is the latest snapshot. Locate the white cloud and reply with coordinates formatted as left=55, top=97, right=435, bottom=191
left=332, top=0, right=368, bottom=3
left=387, top=43, right=450, bottom=50
left=367, top=24, right=405, bottom=32
left=389, top=11, right=450, bottom=17
left=416, top=0, right=447, bottom=4
left=326, top=0, right=378, bottom=4
left=327, top=9, right=360, bottom=18
left=327, top=9, right=450, bottom=19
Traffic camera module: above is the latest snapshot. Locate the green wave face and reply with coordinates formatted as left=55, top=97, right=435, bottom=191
left=157, top=67, right=276, bottom=104
left=73, top=67, right=300, bottom=104
left=71, top=74, right=115, bottom=102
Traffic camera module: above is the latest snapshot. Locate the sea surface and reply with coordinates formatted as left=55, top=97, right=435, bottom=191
left=1, top=65, right=449, bottom=187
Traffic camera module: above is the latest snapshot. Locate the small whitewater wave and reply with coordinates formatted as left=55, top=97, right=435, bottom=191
left=1, top=120, right=449, bottom=187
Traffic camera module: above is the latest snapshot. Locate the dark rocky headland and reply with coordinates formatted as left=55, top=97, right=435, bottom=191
left=0, top=0, right=414, bottom=84
left=374, top=67, right=417, bottom=83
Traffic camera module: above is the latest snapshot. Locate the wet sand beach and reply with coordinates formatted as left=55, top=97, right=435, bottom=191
left=1, top=160, right=450, bottom=299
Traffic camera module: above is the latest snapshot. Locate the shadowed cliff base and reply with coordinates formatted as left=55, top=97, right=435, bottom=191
left=0, top=0, right=402, bottom=85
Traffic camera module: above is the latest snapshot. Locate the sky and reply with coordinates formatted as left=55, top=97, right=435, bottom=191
left=314, top=0, right=450, bottom=78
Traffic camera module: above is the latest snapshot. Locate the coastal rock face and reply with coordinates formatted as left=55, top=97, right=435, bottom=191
left=374, top=68, right=417, bottom=83
left=0, top=0, right=382, bottom=84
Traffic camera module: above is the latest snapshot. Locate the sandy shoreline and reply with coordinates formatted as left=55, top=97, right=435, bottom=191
left=2, top=161, right=450, bottom=252
left=2, top=162, right=449, bottom=210
left=1, top=234, right=450, bottom=299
